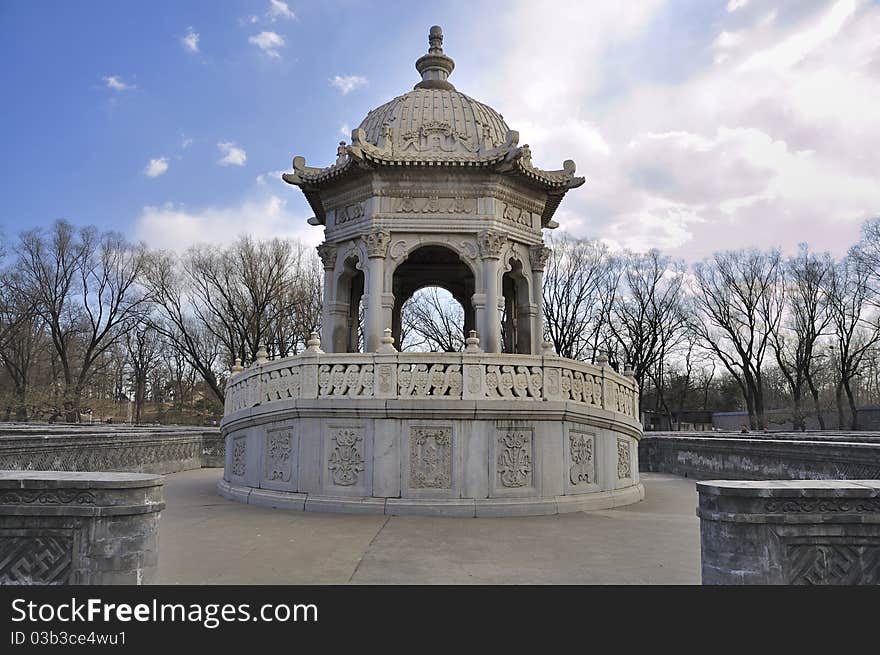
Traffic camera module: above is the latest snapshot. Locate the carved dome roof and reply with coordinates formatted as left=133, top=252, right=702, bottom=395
left=356, top=89, right=511, bottom=160
left=351, top=26, right=512, bottom=162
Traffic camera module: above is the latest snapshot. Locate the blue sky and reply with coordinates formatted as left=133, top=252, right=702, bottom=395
left=2, top=0, right=879, bottom=260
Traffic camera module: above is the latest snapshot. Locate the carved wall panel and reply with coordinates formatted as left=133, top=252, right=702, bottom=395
left=496, top=430, right=534, bottom=489
left=231, top=436, right=246, bottom=478
left=264, top=429, right=293, bottom=483
left=568, top=431, right=595, bottom=487
left=326, top=427, right=365, bottom=488
left=617, top=438, right=632, bottom=480
left=409, top=426, right=453, bottom=489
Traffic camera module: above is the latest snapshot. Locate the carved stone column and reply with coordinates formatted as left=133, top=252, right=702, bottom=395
left=362, top=229, right=391, bottom=352
left=529, top=244, right=551, bottom=356
left=316, top=242, right=338, bottom=352
left=478, top=230, right=506, bottom=353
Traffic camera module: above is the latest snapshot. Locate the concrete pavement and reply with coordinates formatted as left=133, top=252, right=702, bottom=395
left=156, top=469, right=700, bottom=584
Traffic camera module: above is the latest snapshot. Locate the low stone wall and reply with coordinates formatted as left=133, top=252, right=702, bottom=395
left=639, top=433, right=880, bottom=480
left=697, top=480, right=880, bottom=584
left=0, top=424, right=224, bottom=474
left=0, top=471, right=165, bottom=584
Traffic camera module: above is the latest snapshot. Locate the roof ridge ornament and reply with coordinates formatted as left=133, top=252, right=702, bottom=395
left=414, top=25, right=456, bottom=91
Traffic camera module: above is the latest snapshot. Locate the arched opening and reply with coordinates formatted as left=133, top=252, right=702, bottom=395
left=400, top=287, right=466, bottom=352
left=333, top=255, right=365, bottom=352
left=392, top=245, right=475, bottom=351
left=501, top=258, right=532, bottom=354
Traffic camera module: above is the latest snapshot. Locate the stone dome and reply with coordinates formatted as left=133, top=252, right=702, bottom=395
left=356, top=89, right=511, bottom=159
left=351, top=25, right=513, bottom=162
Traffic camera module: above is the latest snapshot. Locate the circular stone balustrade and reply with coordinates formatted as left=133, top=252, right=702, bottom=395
left=219, top=346, right=643, bottom=516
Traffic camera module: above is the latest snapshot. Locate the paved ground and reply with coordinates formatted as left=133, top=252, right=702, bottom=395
left=156, top=469, right=701, bottom=584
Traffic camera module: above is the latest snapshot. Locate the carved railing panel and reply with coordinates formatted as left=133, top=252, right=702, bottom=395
left=223, top=352, right=639, bottom=422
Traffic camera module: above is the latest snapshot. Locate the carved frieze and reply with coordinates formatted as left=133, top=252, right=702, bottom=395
left=501, top=202, right=534, bottom=228
left=569, top=431, right=594, bottom=486
left=409, top=426, right=452, bottom=489
left=335, top=202, right=365, bottom=225
left=327, top=428, right=364, bottom=486
left=0, top=490, right=96, bottom=505
left=398, top=120, right=478, bottom=155
left=497, top=430, right=533, bottom=488
left=617, top=438, right=632, bottom=480
left=393, top=196, right=476, bottom=214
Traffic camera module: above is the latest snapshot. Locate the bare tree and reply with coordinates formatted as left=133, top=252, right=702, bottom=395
left=124, top=321, right=161, bottom=424
left=609, top=249, right=687, bottom=391
left=542, top=235, right=619, bottom=361
left=15, top=221, right=148, bottom=421
left=400, top=287, right=465, bottom=352
left=826, top=254, right=880, bottom=429
left=691, top=249, right=784, bottom=430
left=770, top=244, right=834, bottom=429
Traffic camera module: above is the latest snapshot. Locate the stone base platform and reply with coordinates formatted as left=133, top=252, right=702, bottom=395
left=217, top=478, right=644, bottom=517
left=220, top=351, right=643, bottom=517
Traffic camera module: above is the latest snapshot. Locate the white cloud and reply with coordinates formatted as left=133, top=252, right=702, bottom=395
left=267, top=0, right=296, bottom=21
left=217, top=142, right=247, bottom=166
left=134, top=195, right=321, bottom=252
left=102, top=75, right=134, bottom=91
left=249, top=31, right=285, bottom=58
left=255, top=170, right=288, bottom=186
left=330, top=75, right=368, bottom=95
left=181, top=26, right=200, bottom=53
left=727, top=0, right=748, bottom=12
left=464, top=0, right=880, bottom=261
left=181, top=135, right=193, bottom=149
left=144, top=157, right=169, bottom=178
left=338, top=123, right=350, bottom=138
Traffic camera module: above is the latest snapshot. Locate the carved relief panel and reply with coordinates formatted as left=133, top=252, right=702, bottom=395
left=323, top=424, right=371, bottom=495
left=567, top=430, right=595, bottom=490
left=409, top=426, right=453, bottom=490
left=490, top=427, right=537, bottom=496
left=231, top=436, right=247, bottom=479
left=263, top=428, right=293, bottom=485
left=617, top=438, right=632, bottom=480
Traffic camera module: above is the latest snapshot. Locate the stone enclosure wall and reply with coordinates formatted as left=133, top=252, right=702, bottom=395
left=639, top=433, right=880, bottom=480
left=0, top=471, right=165, bottom=585
left=0, top=424, right=224, bottom=474
left=697, top=480, right=880, bottom=584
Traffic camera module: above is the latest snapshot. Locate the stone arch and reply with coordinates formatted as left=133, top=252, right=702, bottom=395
left=502, top=256, right=533, bottom=354
left=332, top=253, right=365, bottom=352
left=391, top=244, right=476, bottom=351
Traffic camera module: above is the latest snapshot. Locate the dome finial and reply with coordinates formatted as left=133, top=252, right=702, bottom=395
left=428, top=25, right=444, bottom=54
left=415, top=25, right=455, bottom=91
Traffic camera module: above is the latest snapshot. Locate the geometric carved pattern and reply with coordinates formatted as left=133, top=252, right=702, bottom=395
left=568, top=431, right=594, bottom=486
left=0, top=441, right=203, bottom=474
left=786, top=542, right=880, bottom=585
left=327, top=428, right=364, bottom=487
left=409, top=426, right=452, bottom=489
left=264, top=430, right=292, bottom=482
left=0, top=535, right=72, bottom=585
left=497, top=430, right=533, bottom=488
left=617, top=438, right=632, bottom=480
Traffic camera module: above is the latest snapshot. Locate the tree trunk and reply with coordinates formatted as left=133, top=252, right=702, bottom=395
left=806, top=370, right=825, bottom=430
left=835, top=380, right=846, bottom=430
left=844, top=377, right=858, bottom=430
